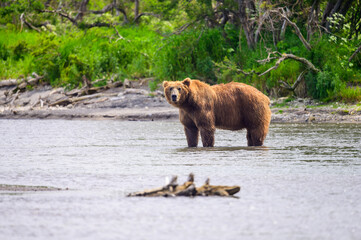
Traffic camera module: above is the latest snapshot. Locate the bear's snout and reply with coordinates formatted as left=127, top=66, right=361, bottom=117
left=171, top=94, right=177, bottom=102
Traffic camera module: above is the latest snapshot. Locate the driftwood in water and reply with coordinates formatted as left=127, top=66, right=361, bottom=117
left=127, top=173, right=240, bottom=197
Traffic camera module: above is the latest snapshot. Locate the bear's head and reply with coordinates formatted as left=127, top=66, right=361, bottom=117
left=163, top=78, right=191, bottom=107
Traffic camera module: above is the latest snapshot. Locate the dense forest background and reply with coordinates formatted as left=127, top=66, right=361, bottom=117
left=0, top=0, right=360, bottom=101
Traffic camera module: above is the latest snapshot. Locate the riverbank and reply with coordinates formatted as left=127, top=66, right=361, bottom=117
left=1, top=84, right=360, bottom=123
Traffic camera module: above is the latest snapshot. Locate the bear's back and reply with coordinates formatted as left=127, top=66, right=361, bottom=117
left=211, top=82, right=270, bottom=130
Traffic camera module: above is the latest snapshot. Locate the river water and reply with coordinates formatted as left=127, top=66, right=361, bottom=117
left=0, top=119, right=360, bottom=240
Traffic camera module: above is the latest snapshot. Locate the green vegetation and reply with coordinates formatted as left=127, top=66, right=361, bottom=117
left=0, top=0, right=360, bottom=102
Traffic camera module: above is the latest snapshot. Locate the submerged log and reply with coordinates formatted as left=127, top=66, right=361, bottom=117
left=127, top=173, right=240, bottom=197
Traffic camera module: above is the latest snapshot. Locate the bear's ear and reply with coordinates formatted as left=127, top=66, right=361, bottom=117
left=182, top=78, right=191, bottom=87
left=163, top=81, right=169, bottom=88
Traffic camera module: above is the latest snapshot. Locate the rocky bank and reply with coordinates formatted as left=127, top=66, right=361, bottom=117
left=0, top=83, right=360, bottom=123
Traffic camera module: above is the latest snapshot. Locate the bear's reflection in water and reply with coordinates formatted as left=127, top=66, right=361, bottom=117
left=176, top=145, right=269, bottom=153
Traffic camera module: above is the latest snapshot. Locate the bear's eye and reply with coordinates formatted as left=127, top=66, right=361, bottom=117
left=178, top=88, right=181, bottom=91
left=170, top=87, right=173, bottom=91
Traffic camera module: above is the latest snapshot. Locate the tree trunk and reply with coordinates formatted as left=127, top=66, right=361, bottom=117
left=134, top=0, right=139, bottom=19
left=237, top=0, right=256, bottom=49
left=75, top=0, right=89, bottom=21
left=307, top=0, right=320, bottom=41
left=323, top=0, right=355, bottom=31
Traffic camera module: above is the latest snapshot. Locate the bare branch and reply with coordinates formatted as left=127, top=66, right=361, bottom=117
left=40, top=9, right=114, bottom=28
left=20, top=13, right=41, bottom=32
left=213, top=62, right=260, bottom=76
left=254, top=11, right=269, bottom=43
left=259, top=55, right=286, bottom=76
left=133, top=12, right=160, bottom=23
left=280, top=19, right=287, bottom=40
left=113, top=26, right=125, bottom=41
left=88, top=2, right=129, bottom=24
left=279, top=70, right=306, bottom=91
left=81, top=22, right=113, bottom=28
left=89, top=3, right=115, bottom=14
left=258, top=53, right=320, bottom=76
left=41, top=9, right=78, bottom=25
left=256, top=51, right=281, bottom=64
left=285, top=54, right=320, bottom=72
left=271, top=8, right=312, bottom=51
left=118, top=8, right=129, bottom=24
left=174, top=22, right=192, bottom=34
left=349, top=42, right=361, bottom=62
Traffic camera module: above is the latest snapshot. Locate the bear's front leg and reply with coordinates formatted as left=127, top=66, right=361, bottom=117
left=200, top=128, right=215, bottom=147
left=184, top=127, right=199, bottom=147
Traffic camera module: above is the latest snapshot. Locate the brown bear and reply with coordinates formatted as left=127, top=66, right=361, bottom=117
left=163, top=78, right=271, bottom=147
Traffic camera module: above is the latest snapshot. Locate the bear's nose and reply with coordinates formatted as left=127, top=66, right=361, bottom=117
left=171, top=95, right=177, bottom=102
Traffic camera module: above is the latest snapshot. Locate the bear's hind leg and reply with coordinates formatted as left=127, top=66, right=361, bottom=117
left=247, top=128, right=267, bottom=146
left=200, top=128, right=215, bottom=147
left=246, top=131, right=254, bottom=146
left=184, top=127, right=199, bottom=147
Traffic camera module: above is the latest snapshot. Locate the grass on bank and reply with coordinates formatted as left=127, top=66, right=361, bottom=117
left=0, top=25, right=361, bottom=103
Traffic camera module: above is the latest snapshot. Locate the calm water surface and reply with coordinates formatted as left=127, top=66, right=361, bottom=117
left=0, top=120, right=360, bottom=240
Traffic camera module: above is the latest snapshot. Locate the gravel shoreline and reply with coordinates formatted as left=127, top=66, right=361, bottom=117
left=1, top=85, right=360, bottom=123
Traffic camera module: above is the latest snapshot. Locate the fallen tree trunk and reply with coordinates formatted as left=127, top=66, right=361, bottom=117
left=0, top=72, right=43, bottom=91
left=349, top=42, right=361, bottom=62
left=2, top=75, right=124, bottom=108
left=48, top=92, right=118, bottom=107
left=65, top=80, right=123, bottom=97
left=0, top=79, right=18, bottom=87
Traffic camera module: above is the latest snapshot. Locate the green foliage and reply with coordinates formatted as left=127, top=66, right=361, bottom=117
left=0, top=0, right=360, bottom=104
left=305, top=70, right=344, bottom=101
left=0, top=26, right=162, bottom=87
left=0, top=43, right=10, bottom=60
left=338, top=87, right=361, bottom=102
left=0, top=0, right=44, bottom=25
left=148, top=80, right=159, bottom=92
left=11, top=40, right=29, bottom=60
left=268, top=60, right=302, bottom=88
left=154, top=28, right=228, bottom=82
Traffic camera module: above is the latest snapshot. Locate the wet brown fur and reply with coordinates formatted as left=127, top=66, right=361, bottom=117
left=163, top=78, right=271, bottom=147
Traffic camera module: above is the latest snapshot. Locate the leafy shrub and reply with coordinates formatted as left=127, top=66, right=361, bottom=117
left=11, top=40, right=29, bottom=60
left=31, top=34, right=60, bottom=82
left=0, top=43, right=10, bottom=60
left=153, top=28, right=228, bottom=82
left=338, top=86, right=361, bottom=102
left=305, top=70, right=344, bottom=100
